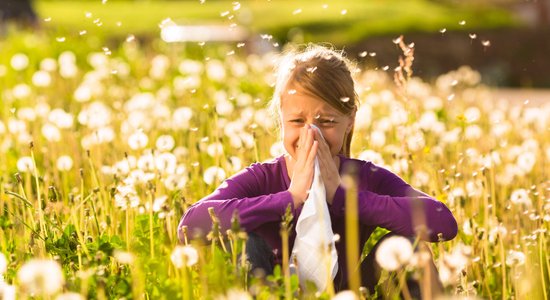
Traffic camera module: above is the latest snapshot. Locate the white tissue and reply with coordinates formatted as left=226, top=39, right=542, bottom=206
left=291, top=125, right=338, bottom=292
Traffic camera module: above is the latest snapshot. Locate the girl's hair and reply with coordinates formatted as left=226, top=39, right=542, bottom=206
left=269, top=44, right=358, bottom=156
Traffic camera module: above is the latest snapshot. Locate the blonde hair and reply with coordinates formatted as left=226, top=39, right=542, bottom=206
left=269, top=44, right=358, bottom=156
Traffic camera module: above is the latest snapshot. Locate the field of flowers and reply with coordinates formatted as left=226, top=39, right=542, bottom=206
left=0, top=30, right=548, bottom=299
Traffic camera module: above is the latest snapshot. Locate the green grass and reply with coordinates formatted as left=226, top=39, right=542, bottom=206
left=35, top=0, right=520, bottom=44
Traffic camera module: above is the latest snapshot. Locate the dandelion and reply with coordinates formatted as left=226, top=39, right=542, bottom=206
left=154, top=152, right=177, bottom=174
left=156, top=135, right=175, bottom=151
left=17, top=156, right=35, bottom=173
left=128, top=131, right=148, bottom=150
left=332, top=290, right=358, bottom=300
left=516, top=151, right=536, bottom=174
left=41, top=123, right=61, bottom=142
left=56, top=155, right=74, bottom=172
left=510, top=189, right=531, bottom=206
left=114, top=183, right=140, bottom=209
left=206, top=59, right=226, bottom=81
left=12, top=84, right=31, bottom=100
left=32, top=70, right=52, bottom=87
left=0, top=284, right=16, bottom=300
left=17, top=259, right=64, bottom=296
left=207, top=142, right=224, bottom=157
left=203, top=166, right=226, bottom=185
left=10, top=53, right=29, bottom=70
left=171, top=245, right=199, bottom=268
left=114, top=250, right=135, bottom=264
left=0, top=252, right=7, bottom=274
left=375, top=236, right=413, bottom=271
left=172, top=106, right=193, bottom=130
left=55, top=292, right=85, bottom=300
left=505, top=250, right=526, bottom=266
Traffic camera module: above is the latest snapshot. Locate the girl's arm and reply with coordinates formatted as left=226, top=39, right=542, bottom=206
left=178, top=167, right=296, bottom=241
left=329, top=162, right=458, bottom=242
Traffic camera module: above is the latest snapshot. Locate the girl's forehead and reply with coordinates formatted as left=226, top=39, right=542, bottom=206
left=281, top=91, right=341, bottom=116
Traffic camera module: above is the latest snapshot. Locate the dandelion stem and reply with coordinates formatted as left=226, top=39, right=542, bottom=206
left=343, top=173, right=361, bottom=294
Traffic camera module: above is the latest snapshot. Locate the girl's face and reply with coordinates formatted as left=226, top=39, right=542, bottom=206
left=280, top=84, right=355, bottom=159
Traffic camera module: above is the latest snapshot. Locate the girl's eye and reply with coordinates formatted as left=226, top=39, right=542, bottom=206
left=290, top=119, right=304, bottom=123
left=319, top=119, right=337, bottom=125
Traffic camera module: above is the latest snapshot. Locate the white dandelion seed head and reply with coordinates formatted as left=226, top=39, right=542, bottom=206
left=178, top=59, right=203, bottom=75
left=203, top=166, right=226, bottom=185
left=0, top=284, right=16, bottom=300
left=17, top=259, right=64, bottom=296
left=172, top=106, right=193, bottom=130
left=114, top=250, right=135, bottom=265
left=357, top=150, right=385, bottom=167
left=155, top=135, right=175, bottom=151
left=464, top=107, right=481, bottom=123
left=31, top=70, right=52, bottom=87
left=516, top=151, right=536, bottom=174
left=17, top=156, right=35, bottom=173
left=229, top=156, right=242, bottom=172
left=206, top=59, right=226, bottom=81
left=12, top=83, right=32, bottom=100
left=40, top=58, right=57, bottom=72
left=171, top=245, right=199, bottom=268
left=164, top=173, right=188, bottom=191
left=207, top=142, right=224, bottom=157
left=16, top=107, right=36, bottom=121
left=506, top=250, right=526, bottom=266
left=331, top=290, right=358, bottom=300
left=55, top=292, right=85, bottom=300
left=11, top=53, right=29, bottom=70
left=77, top=102, right=112, bottom=128
left=155, top=152, right=177, bottom=174
left=353, top=103, right=372, bottom=130
left=369, top=130, right=386, bottom=148
left=56, top=155, right=74, bottom=172
left=128, top=131, right=148, bottom=150
left=375, top=236, right=413, bottom=271
left=270, top=141, right=286, bottom=158
left=48, top=108, right=74, bottom=129
left=510, top=189, right=531, bottom=206
left=0, top=252, right=7, bottom=274
left=215, top=289, right=253, bottom=300
left=488, top=224, right=507, bottom=243
left=41, top=123, right=61, bottom=142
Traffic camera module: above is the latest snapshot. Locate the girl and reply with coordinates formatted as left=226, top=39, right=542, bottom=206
left=178, top=45, right=458, bottom=294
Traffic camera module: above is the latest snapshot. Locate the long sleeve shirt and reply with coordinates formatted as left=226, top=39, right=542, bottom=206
left=178, top=155, right=457, bottom=282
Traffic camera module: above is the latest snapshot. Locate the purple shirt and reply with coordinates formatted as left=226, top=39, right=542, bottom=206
left=179, top=155, right=457, bottom=280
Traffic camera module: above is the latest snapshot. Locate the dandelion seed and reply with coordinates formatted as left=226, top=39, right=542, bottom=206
left=359, top=51, right=368, bottom=57
left=44, top=17, right=52, bottom=22
left=340, top=97, right=350, bottom=103
left=332, top=290, right=358, bottom=300
left=293, top=8, right=302, bottom=15
left=459, top=20, right=466, bottom=25
left=392, top=36, right=402, bottom=44
left=322, top=4, right=328, bottom=9
left=439, top=28, right=447, bottom=33
left=0, top=252, right=7, bottom=274
left=375, top=236, right=413, bottom=271
left=171, top=245, right=199, bottom=268
left=79, top=30, right=87, bottom=35
left=126, top=34, right=135, bottom=42
left=287, top=89, right=297, bottom=95
left=368, top=52, right=376, bottom=57
left=32, top=70, right=52, bottom=87
left=200, top=0, right=205, bottom=3
left=232, top=2, right=241, bottom=11
left=85, top=12, right=92, bottom=18
left=102, top=0, right=108, bottom=4
left=447, top=94, right=455, bottom=101
left=226, top=50, right=235, bottom=56
left=341, top=9, right=347, bottom=15
left=469, top=33, right=477, bottom=39
left=55, top=292, right=85, bottom=300
left=220, top=11, right=230, bottom=17
left=306, top=66, right=317, bottom=73
left=382, top=65, right=389, bottom=71
left=481, top=40, right=491, bottom=47
left=237, top=42, right=245, bottom=47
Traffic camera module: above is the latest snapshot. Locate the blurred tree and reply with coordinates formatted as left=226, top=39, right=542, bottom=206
left=0, top=0, right=38, bottom=27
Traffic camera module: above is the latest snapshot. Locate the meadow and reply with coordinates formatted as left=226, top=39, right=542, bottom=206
left=0, top=9, right=548, bottom=300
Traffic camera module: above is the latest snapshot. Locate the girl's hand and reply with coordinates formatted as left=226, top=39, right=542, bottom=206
left=313, top=129, right=341, bottom=205
left=288, top=125, right=318, bottom=207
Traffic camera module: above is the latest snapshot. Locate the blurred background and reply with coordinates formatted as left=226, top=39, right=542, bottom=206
left=1, top=0, right=550, bottom=88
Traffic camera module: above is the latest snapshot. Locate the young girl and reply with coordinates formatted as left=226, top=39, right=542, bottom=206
left=178, top=45, right=458, bottom=293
